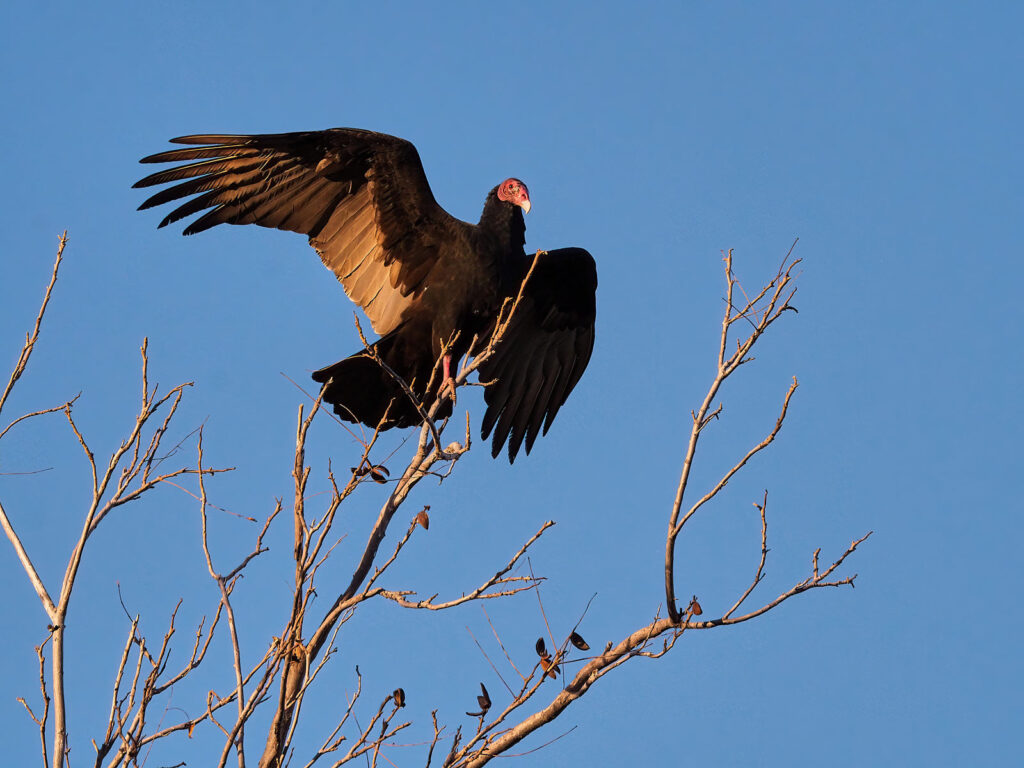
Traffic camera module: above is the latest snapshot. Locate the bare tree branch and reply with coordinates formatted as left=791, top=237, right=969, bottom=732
left=0, top=231, right=67, bottom=416
left=3, top=237, right=869, bottom=768
left=665, top=248, right=801, bottom=622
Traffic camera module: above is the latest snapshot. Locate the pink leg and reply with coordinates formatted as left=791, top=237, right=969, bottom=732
left=441, top=354, right=456, bottom=404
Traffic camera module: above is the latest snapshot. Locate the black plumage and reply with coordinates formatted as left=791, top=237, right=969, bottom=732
left=134, top=128, right=596, bottom=461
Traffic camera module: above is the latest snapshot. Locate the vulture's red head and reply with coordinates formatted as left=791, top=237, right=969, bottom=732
left=497, top=178, right=531, bottom=214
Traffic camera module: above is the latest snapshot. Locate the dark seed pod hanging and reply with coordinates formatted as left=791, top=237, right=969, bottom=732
left=466, top=682, right=492, bottom=716
left=540, top=655, right=560, bottom=679
left=688, top=596, right=703, bottom=616
left=569, top=631, right=590, bottom=651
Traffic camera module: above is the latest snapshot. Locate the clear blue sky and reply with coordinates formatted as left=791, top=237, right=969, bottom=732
left=2, top=2, right=1021, bottom=765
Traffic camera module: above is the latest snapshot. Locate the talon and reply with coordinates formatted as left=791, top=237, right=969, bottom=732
left=442, top=378, right=457, bottom=404
left=439, top=377, right=457, bottom=405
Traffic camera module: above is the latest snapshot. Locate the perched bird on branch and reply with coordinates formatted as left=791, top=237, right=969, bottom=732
left=135, top=128, right=596, bottom=462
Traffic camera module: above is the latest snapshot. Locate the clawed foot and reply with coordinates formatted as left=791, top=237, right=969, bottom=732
left=439, top=375, right=457, bottom=405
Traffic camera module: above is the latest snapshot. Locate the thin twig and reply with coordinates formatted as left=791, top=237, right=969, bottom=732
left=0, top=231, right=67, bottom=417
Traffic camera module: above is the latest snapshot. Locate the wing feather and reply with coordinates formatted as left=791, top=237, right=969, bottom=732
left=523, top=346, right=563, bottom=452
left=479, top=248, right=597, bottom=462
left=504, top=334, right=557, bottom=460
left=135, top=128, right=465, bottom=334
left=136, top=156, right=270, bottom=188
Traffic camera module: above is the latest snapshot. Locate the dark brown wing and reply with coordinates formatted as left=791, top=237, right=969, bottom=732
left=134, top=129, right=464, bottom=335
left=479, top=248, right=597, bottom=462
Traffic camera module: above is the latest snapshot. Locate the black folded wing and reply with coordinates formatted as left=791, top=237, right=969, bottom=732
left=479, top=248, right=597, bottom=462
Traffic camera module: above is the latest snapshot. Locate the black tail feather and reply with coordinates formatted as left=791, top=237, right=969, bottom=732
left=311, top=330, right=450, bottom=429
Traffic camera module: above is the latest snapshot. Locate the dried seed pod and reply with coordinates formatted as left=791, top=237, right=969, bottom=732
left=466, top=682, right=491, bottom=716
left=535, top=637, right=548, bottom=658
left=393, top=687, right=406, bottom=708
left=569, top=631, right=590, bottom=651
left=540, top=655, right=560, bottom=679
left=352, top=460, right=389, bottom=482
left=688, top=596, right=703, bottom=616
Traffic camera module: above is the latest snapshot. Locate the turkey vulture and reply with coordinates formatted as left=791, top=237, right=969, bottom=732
left=134, top=128, right=597, bottom=462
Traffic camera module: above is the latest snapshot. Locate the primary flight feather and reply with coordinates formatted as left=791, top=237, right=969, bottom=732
left=134, top=128, right=596, bottom=462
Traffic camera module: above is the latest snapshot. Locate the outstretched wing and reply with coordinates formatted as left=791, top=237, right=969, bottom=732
left=134, top=129, right=463, bottom=335
left=479, top=248, right=597, bottom=462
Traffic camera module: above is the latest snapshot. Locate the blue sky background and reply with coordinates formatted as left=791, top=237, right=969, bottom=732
left=2, top=2, right=1022, bottom=766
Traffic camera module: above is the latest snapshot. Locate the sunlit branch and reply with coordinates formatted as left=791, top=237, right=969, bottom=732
left=3, top=236, right=870, bottom=768
left=665, top=248, right=800, bottom=622
left=0, top=232, right=67, bottom=417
